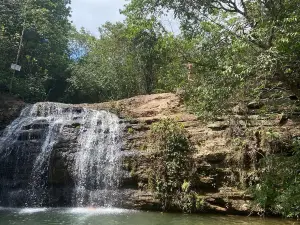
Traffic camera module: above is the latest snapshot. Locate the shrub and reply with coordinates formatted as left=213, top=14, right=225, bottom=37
left=148, top=119, right=194, bottom=211
left=251, top=138, right=300, bottom=218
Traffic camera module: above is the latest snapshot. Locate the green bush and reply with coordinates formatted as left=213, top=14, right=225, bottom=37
left=251, top=138, right=300, bottom=218
left=148, top=119, right=194, bottom=211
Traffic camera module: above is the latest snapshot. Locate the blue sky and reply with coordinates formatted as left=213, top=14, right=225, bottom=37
left=70, top=0, right=126, bottom=35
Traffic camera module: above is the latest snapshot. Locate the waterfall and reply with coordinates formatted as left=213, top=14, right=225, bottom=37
left=0, top=102, right=123, bottom=207
left=73, top=110, right=122, bottom=207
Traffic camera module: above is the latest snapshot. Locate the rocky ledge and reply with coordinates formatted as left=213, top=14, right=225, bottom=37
left=80, top=93, right=300, bottom=214
left=0, top=94, right=25, bottom=131
left=1, top=93, right=299, bottom=215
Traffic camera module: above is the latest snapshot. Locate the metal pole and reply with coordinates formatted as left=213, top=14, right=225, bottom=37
left=9, top=5, right=26, bottom=93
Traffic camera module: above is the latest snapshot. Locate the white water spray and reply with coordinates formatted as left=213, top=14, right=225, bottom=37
left=0, top=102, right=122, bottom=207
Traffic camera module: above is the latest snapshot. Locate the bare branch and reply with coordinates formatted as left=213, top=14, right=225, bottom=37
left=214, top=2, right=237, bottom=13
left=240, top=0, right=247, bottom=15
left=203, top=14, right=269, bottom=50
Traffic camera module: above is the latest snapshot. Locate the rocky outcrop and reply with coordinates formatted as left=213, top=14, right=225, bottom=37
left=0, top=94, right=25, bottom=131
left=80, top=93, right=300, bottom=214
left=1, top=93, right=299, bottom=215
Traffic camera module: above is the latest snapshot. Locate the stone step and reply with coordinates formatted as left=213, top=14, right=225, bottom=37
left=22, top=120, right=48, bottom=130
left=17, top=129, right=44, bottom=141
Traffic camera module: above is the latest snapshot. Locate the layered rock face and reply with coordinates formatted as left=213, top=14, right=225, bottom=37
left=0, top=94, right=25, bottom=131
left=81, top=93, right=300, bottom=214
left=1, top=93, right=299, bottom=214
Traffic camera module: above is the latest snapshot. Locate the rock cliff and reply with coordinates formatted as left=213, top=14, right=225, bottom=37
left=0, top=94, right=25, bottom=131
left=81, top=93, right=300, bottom=214
left=1, top=93, right=299, bottom=214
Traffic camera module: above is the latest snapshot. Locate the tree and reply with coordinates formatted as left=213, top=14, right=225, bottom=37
left=0, top=0, right=23, bottom=90
left=67, top=23, right=142, bottom=103
left=68, top=27, right=96, bottom=60
left=124, top=0, right=300, bottom=117
left=67, top=19, right=187, bottom=103
left=0, top=0, right=71, bottom=102
left=126, top=17, right=164, bottom=94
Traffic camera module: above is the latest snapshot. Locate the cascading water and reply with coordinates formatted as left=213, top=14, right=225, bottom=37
left=0, top=102, right=123, bottom=207
left=73, top=110, right=123, bottom=207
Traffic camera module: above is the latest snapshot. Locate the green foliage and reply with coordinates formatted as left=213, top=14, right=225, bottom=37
left=2, top=0, right=300, bottom=120
left=251, top=138, right=300, bottom=217
left=181, top=180, right=190, bottom=193
left=150, top=119, right=190, bottom=154
left=66, top=19, right=187, bottom=103
left=195, top=195, right=205, bottom=211
left=148, top=119, right=194, bottom=211
left=68, top=27, right=96, bottom=60
left=0, top=0, right=71, bottom=102
left=124, top=0, right=300, bottom=118
left=67, top=23, right=139, bottom=103
left=127, top=127, right=134, bottom=134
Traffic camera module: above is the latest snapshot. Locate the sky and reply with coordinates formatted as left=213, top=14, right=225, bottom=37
left=70, top=0, right=126, bottom=35
left=70, top=0, right=180, bottom=35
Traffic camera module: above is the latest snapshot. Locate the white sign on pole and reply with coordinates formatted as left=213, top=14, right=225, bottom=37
left=11, top=64, right=21, bottom=71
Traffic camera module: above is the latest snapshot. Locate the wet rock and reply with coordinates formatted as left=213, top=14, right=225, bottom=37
left=0, top=94, right=25, bottom=131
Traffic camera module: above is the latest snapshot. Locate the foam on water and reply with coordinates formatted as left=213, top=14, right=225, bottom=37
left=0, top=207, right=16, bottom=211
left=66, top=207, right=134, bottom=215
left=19, top=208, right=48, bottom=214
left=0, top=207, right=135, bottom=216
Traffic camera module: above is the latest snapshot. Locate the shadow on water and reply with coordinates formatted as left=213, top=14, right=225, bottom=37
left=0, top=208, right=299, bottom=225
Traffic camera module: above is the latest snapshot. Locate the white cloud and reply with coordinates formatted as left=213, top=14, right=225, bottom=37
left=70, top=0, right=126, bottom=35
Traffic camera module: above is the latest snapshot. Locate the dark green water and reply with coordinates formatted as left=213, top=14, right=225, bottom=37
left=0, top=208, right=298, bottom=225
